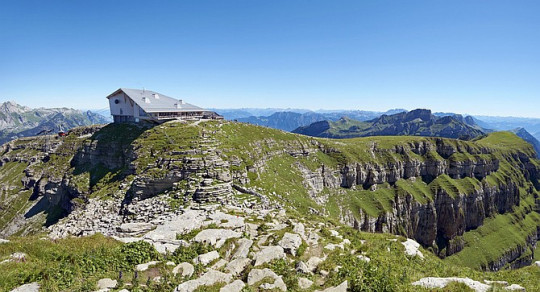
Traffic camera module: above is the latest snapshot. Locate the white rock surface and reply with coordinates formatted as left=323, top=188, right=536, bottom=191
left=96, top=278, right=117, bottom=290
left=194, top=250, right=220, bottom=266
left=253, top=245, right=286, bottom=266
left=193, top=229, right=241, bottom=247
left=293, top=222, right=306, bottom=239
left=315, top=281, right=348, bottom=292
left=118, top=222, right=155, bottom=234
left=412, top=277, right=490, bottom=292
left=135, top=261, right=159, bottom=272
left=296, top=261, right=310, bottom=274
left=306, top=256, right=323, bottom=272
left=535, top=261, right=540, bottom=267
left=220, top=280, right=245, bottom=292
left=208, top=211, right=245, bottom=229
left=0, top=239, right=9, bottom=244
left=298, top=277, right=314, bottom=289
left=505, top=284, right=525, bottom=291
left=225, top=258, right=251, bottom=276
left=402, top=238, right=424, bottom=258
left=173, top=262, right=195, bottom=277
left=174, top=269, right=232, bottom=292
left=278, top=232, right=303, bottom=256
left=247, top=268, right=287, bottom=291
left=10, top=282, right=40, bottom=292
left=211, top=259, right=228, bottom=270
left=232, top=238, right=253, bottom=259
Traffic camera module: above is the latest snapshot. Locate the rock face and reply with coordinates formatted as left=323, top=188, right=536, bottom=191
left=278, top=232, right=303, bottom=255
left=253, top=246, right=286, bottom=266
left=247, top=268, right=287, bottom=291
left=9, top=282, right=40, bottom=292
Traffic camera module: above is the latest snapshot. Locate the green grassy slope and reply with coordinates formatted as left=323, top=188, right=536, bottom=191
left=0, top=121, right=538, bottom=290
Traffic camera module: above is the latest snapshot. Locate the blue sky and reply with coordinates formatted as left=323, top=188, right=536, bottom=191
left=1, top=1, right=539, bottom=117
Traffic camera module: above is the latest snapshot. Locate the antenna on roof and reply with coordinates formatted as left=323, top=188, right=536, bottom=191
left=142, top=87, right=145, bottom=93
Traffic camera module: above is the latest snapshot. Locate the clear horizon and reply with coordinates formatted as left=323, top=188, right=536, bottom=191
left=1, top=1, right=539, bottom=117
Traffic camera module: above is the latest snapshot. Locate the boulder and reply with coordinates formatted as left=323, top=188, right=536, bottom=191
left=211, top=259, right=228, bottom=270
left=173, top=262, right=195, bottom=277
left=402, top=239, right=424, bottom=258
left=232, top=238, right=253, bottom=259
left=535, top=261, right=540, bottom=267
left=194, top=250, right=220, bottom=266
left=315, top=281, right=348, bottom=292
left=293, top=222, right=306, bottom=239
left=278, top=232, right=302, bottom=256
left=296, top=261, right=310, bottom=274
left=225, top=258, right=251, bottom=276
left=505, top=284, right=525, bottom=291
left=247, top=268, right=287, bottom=291
left=10, top=282, right=40, bottom=292
left=298, top=277, right=314, bottom=289
left=412, top=277, right=490, bottom=292
left=193, top=229, right=241, bottom=247
left=96, top=278, right=117, bottom=290
left=253, top=245, right=285, bottom=266
left=306, top=256, right=323, bottom=272
left=174, top=269, right=232, bottom=292
left=135, top=261, right=159, bottom=272
left=220, top=280, right=245, bottom=292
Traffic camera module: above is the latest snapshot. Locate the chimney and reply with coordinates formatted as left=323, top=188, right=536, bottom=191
left=153, top=93, right=159, bottom=99
left=179, top=99, right=183, bottom=104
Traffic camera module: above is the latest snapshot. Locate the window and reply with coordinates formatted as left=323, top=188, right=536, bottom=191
left=114, top=99, right=120, bottom=104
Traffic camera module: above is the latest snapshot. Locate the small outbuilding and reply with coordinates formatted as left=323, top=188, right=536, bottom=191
left=106, top=88, right=222, bottom=123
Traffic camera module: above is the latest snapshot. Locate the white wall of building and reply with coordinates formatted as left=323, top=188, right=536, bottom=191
left=108, top=92, right=135, bottom=117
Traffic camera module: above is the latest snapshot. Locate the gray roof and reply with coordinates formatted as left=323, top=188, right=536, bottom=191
left=107, top=88, right=206, bottom=113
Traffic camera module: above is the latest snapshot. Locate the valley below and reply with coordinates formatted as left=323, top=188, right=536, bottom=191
left=0, top=120, right=539, bottom=291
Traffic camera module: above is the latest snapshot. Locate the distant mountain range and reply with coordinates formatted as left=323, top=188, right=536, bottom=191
left=292, top=109, right=486, bottom=140
left=0, top=101, right=109, bottom=145
left=230, top=109, right=407, bottom=131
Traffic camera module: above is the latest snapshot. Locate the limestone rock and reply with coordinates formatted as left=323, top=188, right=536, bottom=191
left=535, top=261, right=540, bottom=267
left=174, top=269, right=232, bottom=292
left=306, top=256, right=323, bottom=272
left=193, top=229, right=241, bottom=247
left=253, top=245, right=286, bottom=266
left=298, top=277, right=313, bottom=289
left=173, top=262, right=195, bottom=277
left=209, top=211, right=245, bottom=229
left=402, top=239, right=424, bottom=258
left=225, top=257, right=251, bottom=276
left=278, top=232, right=302, bottom=256
left=232, top=238, right=253, bottom=259
left=505, top=284, right=525, bottom=291
left=0, top=239, right=9, bottom=244
left=293, top=222, right=306, bottom=239
left=315, top=281, right=348, bottom=292
left=194, top=250, right=220, bottom=266
left=412, top=277, right=490, bottom=292
left=96, top=278, right=117, bottom=290
left=296, top=261, right=310, bottom=274
left=220, top=280, right=245, bottom=292
left=212, top=259, right=228, bottom=270
left=135, top=261, right=159, bottom=272
left=247, top=268, right=287, bottom=291
left=10, top=282, right=40, bottom=292
left=117, top=223, right=155, bottom=235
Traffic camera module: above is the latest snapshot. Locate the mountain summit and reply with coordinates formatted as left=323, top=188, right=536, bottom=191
left=293, top=109, right=485, bottom=140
